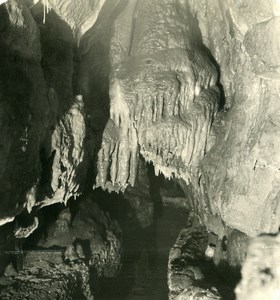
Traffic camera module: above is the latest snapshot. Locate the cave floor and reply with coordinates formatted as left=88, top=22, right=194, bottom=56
left=99, top=204, right=189, bottom=300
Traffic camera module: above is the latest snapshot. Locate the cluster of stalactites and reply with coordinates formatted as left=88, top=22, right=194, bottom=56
left=94, top=0, right=220, bottom=192
left=94, top=79, right=139, bottom=193
left=139, top=87, right=220, bottom=183
left=95, top=72, right=219, bottom=191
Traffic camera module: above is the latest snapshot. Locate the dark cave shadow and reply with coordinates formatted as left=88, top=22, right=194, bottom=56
left=96, top=218, right=161, bottom=300
left=31, top=6, right=86, bottom=200
left=89, top=161, right=165, bottom=299
left=0, top=5, right=40, bottom=220
left=92, top=163, right=191, bottom=300
left=1, top=1, right=233, bottom=298
left=147, top=163, right=164, bottom=220
left=195, top=259, right=240, bottom=300
left=0, top=1, right=89, bottom=275
left=77, top=0, right=131, bottom=190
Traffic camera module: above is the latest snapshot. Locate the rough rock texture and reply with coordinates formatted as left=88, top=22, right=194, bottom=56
left=71, top=197, right=122, bottom=277
left=0, top=197, right=122, bottom=298
left=94, top=0, right=220, bottom=191
left=1, top=0, right=280, bottom=298
left=0, top=0, right=48, bottom=225
left=168, top=224, right=222, bottom=300
left=36, top=0, right=106, bottom=42
left=0, top=0, right=89, bottom=225
left=38, top=197, right=122, bottom=278
left=189, top=0, right=280, bottom=238
left=0, top=257, right=93, bottom=299
left=235, top=233, right=280, bottom=300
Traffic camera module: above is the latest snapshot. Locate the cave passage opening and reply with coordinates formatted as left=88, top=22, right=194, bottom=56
left=2, top=0, right=275, bottom=299
left=96, top=179, right=190, bottom=300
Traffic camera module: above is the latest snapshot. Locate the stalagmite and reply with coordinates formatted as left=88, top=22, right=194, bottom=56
left=33, top=95, right=86, bottom=209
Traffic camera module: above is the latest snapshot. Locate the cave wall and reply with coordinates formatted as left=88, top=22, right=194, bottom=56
left=76, top=0, right=280, bottom=240
left=0, top=0, right=280, bottom=276
left=189, top=0, right=280, bottom=237
left=0, top=0, right=97, bottom=225
left=0, top=0, right=49, bottom=224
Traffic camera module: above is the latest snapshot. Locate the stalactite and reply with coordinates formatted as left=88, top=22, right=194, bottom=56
left=39, top=0, right=106, bottom=43
left=94, top=79, right=139, bottom=192
left=93, top=0, right=220, bottom=192
left=42, top=0, right=50, bottom=24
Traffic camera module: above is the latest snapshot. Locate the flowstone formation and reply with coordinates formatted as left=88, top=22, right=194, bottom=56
left=95, top=0, right=220, bottom=191
left=0, top=0, right=220, bottom=229
left=0, top=0, right=280, bottom=299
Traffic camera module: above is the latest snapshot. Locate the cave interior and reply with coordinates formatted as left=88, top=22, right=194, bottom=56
left=0, top=0, right=280, bottom=299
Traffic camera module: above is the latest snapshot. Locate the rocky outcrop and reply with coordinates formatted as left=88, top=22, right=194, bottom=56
left=190, top=0, right=280, bottom=238
left=168, top=224, right=222, bottom=300
left=38, top=197, right=122, bottom=278
left=0, top=196, right=122, bottom=298
left=34, top=95, right=86, bottom=210
left=235, top=233, right=280, bottom=300
left=70, top=197, right=122, bottom=277
left=0, top=0, right=48, bottom=225
left=1, top=0, right=280, bottom=298
left=0, top=0, right=89, bottom=225
left=0, top=259, right=93, bottom=300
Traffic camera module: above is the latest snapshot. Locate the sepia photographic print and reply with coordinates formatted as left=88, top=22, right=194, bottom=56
left=0, top=0, right=280, bottom=299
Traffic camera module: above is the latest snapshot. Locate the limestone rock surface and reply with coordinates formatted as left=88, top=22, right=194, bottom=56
left=168, top=225, right=222, bottom=300
left=1, top=2, right=280, bottom=299
left=235, top=233, right=280, bottom=300
left=189, top=0, right=280, bottom=237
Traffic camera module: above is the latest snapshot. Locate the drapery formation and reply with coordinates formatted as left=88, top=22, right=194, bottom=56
left=0, top=0, right=280, bottom=271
